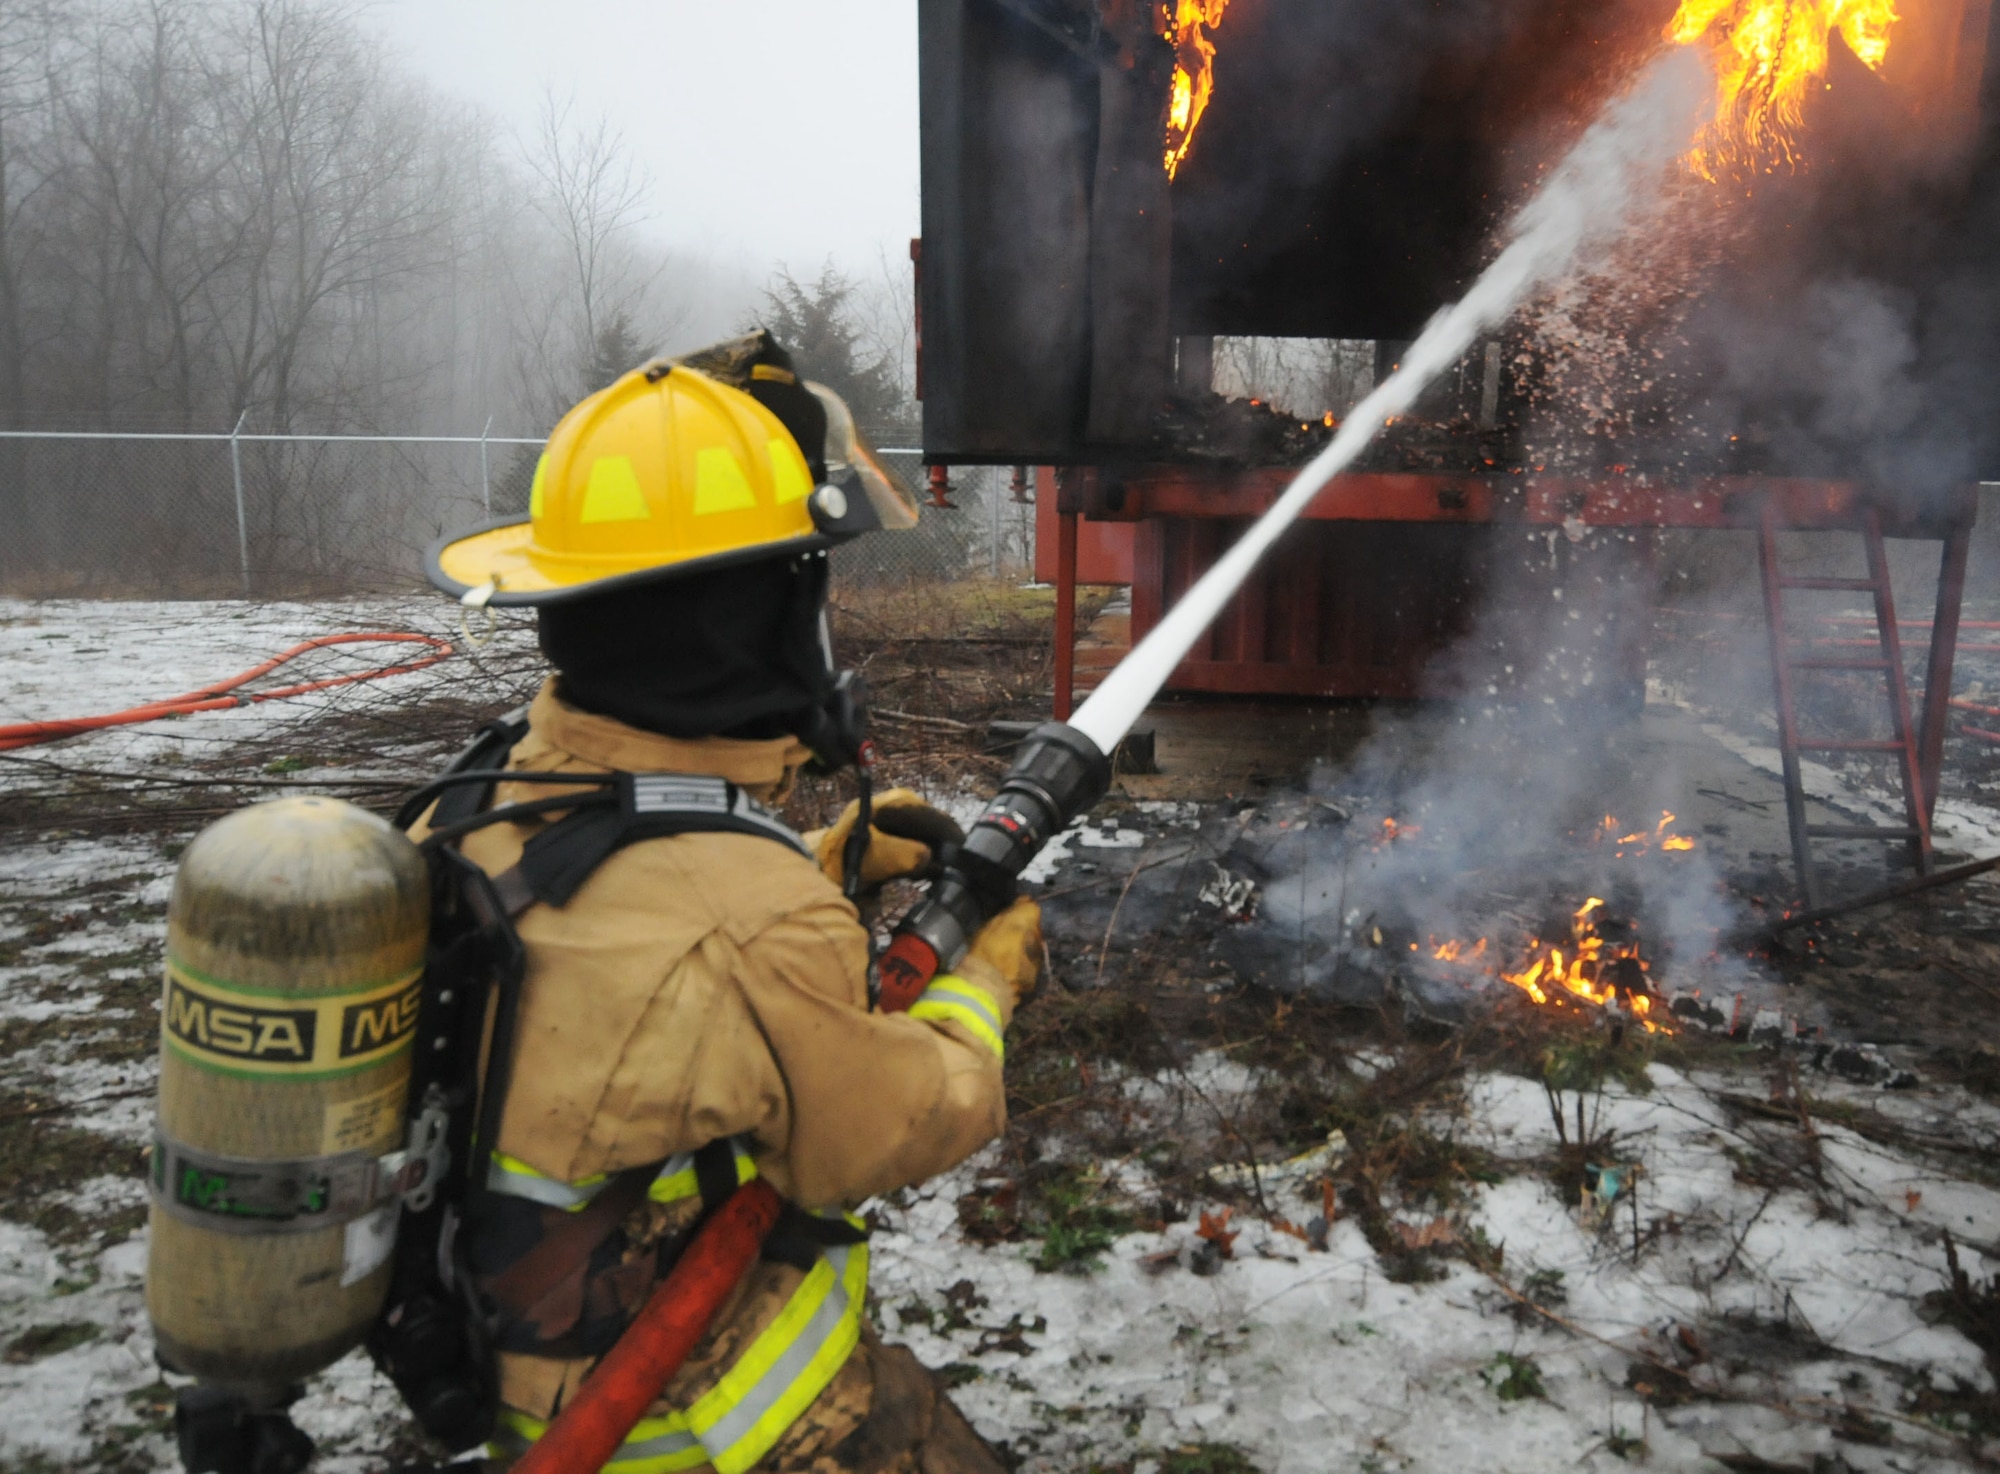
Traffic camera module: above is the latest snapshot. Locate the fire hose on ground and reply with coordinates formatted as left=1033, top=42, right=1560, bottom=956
left=0, top=632, right=455, bottom=752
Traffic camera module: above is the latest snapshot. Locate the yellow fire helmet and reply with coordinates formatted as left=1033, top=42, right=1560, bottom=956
left=427, top=362, right=918, bottom=607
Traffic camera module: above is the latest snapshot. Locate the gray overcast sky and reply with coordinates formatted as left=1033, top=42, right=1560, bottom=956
left=365, top=1, right=921, bottom=275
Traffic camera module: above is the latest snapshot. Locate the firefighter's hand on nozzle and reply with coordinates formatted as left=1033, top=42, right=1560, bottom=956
left=806, top=789, right=958, bottom=890
left=962, top=897, right=1044, bottom=1008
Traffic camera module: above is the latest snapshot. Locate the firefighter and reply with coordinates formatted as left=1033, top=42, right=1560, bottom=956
left=419, top=333, right=1037, bottom=1472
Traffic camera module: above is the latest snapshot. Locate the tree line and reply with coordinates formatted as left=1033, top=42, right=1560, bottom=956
left=0, top=0, right=916, bottom=440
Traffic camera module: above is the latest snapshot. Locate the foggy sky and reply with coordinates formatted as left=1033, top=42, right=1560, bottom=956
left=364, top=0, right=920, bottom=275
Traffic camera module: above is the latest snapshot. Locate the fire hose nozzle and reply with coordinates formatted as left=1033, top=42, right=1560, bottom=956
left=879, top=722, right=1111, bottom=1011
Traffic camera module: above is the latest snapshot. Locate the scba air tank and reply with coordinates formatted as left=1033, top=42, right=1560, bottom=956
left=146, top=795, right=430, bottom=1387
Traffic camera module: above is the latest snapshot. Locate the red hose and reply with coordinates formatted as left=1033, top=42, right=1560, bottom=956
left=514, top=1181, right=783, bottom=1474
left=0, top=632, right=454, bottom=752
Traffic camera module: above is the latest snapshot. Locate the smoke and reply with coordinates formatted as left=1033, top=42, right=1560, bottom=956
left=1509, top=32, right=2000, bottom=497
left=1300, top=527, right=1751, bottom=1009
left=1201, top=25, right=2000, bottom=1018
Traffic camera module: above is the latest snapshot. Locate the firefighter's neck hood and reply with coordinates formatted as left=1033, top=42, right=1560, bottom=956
left=536, top=553, right=833, bottom=743
left=520, top=681, right=812, bottom=805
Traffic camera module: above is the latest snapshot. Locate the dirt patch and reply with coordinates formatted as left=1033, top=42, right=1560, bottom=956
left=0, top=1106, right=146, bottom=1245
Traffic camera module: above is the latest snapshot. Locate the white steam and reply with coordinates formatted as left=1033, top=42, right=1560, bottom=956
left=1071, top=48, right=1715, bottom=754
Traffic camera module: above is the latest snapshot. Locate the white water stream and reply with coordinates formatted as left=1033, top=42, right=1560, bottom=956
left=1069, top=48, right=1715, bottom=753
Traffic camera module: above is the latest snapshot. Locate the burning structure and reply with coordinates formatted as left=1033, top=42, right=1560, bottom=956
left=918, top=0, right=2000, bottom=901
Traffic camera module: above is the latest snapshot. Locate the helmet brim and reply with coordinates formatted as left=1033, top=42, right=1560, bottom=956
left=425, top=517, right=841, bottom=607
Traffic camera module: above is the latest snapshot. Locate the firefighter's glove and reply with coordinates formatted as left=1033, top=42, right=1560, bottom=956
left=963, top=897, right=1045, bottom=1009
left=806, top=789, right=962, bottom=890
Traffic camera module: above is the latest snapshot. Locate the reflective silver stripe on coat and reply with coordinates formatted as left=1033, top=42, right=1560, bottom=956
left=483, top=1154, right=603, bottom=1209
left=692, top=1244, right=861, bottom=1460
left=614, top=1424, right=703, bottom=1464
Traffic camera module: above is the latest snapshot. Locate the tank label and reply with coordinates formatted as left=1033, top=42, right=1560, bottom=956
left=322, top=1079, right=409, bottom=1154
left=162, top=960, right=423, bottom=1078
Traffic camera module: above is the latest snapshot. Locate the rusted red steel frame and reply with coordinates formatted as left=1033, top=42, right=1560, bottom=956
left=1054, top=501, right=1080, bottom=722
left=1049, top=470, right=1977, bottom=791
left=1087, top=468, right=1975, bottom=532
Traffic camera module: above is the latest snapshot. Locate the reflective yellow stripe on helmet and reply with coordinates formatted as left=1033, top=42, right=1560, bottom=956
left=907, top=975, right=1005, bottom=1062
left=493, top=1234, right=870, bottom=1474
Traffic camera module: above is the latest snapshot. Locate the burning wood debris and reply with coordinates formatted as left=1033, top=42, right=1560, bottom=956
left=1424, top=815, right=1698, bottom=1031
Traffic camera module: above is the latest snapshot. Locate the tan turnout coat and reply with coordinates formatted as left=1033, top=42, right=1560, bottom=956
left=433, top=682, right=1015, bottom=1460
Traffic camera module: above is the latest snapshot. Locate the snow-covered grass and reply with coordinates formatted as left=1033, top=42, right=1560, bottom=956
left=861, top=1056, right=2000, bottom=1474
left=3, top=599, right=1998, bottom=1472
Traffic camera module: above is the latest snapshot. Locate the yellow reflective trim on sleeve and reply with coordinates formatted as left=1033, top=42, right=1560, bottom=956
left=926, top=975, right=1003, bottom=1027
left=909, top=998, right=1004, bottom=1061
left=909, top=975, right=1005, bottom=1062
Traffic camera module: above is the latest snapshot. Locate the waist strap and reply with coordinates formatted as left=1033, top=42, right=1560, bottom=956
left=476, top=1137, right=752, bottom=1353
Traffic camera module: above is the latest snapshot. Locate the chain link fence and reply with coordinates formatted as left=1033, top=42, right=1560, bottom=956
left=0, top=429, right=1041, bottom=597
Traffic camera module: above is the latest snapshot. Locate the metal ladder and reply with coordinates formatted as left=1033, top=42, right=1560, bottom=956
left=1759, top=501, right=1933, bottom=909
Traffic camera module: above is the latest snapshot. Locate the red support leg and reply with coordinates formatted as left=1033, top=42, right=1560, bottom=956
left=1055, top=509, right=1079, bottom=722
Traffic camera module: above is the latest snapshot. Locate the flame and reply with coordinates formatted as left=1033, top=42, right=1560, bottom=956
left=1501, top=899, right=1667, bottom=1031
left=1668, top=0, right=1901, bottom=175
left=1596, top=810, right=1699, bottom=858
left=1428, top=899, right=1669, bottom=1033
left=1373, top=817, right=1422, bottom=850
left=1163, top=1, right=1231, bottom=179
left=1432, top=937, right=1488, bottom=965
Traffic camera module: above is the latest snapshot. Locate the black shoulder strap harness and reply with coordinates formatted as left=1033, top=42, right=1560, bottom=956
left=369, top=709, right=833, bottom=1452
left=395, top=709, right=811, bottom=916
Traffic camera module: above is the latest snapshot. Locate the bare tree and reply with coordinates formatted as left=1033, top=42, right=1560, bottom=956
left=521, top=89, right=652, bottom=373
left=0, top=1, right=66, bottom=424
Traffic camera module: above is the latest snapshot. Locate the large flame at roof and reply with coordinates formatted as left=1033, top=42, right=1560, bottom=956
left=1163, top=1, right=1230, bottom=180
left=1668, top=0, right=1901, bottom=175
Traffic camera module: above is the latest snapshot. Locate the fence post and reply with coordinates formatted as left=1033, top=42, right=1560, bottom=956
left=480, top=414, right=493, bottom=517
left=989, top=470, right=1001, bottom=578
left=229, top=410, right=249, bottom=594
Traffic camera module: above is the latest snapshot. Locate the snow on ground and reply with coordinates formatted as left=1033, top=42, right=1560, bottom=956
left=2, top=599, right=1997, bottom=1471
left=866, top=1059, right=2000, bottom=1474
left=0, top=595, right=516, bottom=777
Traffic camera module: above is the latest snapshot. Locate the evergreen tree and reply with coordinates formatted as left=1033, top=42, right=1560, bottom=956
left=582, top=311, right=651, bottom=395
left=755, top=267, right=908, bottom=431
